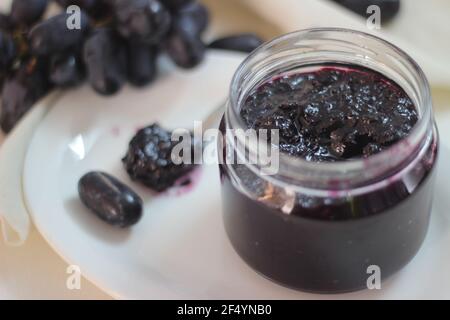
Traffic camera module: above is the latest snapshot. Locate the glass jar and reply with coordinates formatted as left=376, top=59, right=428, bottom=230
left=219, top=28, right=439, bottom=293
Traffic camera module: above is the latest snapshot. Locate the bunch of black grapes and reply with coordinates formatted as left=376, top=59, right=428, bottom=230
left=0, top=0, right=263, bottom=134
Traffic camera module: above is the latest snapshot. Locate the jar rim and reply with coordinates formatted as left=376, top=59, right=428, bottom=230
left=226, top=27, right=433, bottom=190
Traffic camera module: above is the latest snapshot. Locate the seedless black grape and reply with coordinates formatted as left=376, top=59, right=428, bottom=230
left=0, top=58, right=50, bottom=133
left=209, top=34, right=264, bottom=53
left=0, top=32, right=16, bottom=74
left=78, top=171, right=143, bottom=228
left=164, top=27, right=205, bottom=69
left=49, top=52, right=85, bottom=87
left=113, top=0, right=171, bottom=44
left=29, top=11, right=90, bottom=55
left=10, top=0, right=48, bottom=27
left=126, top=41, right=157, bottom=87
left=83, top=28, right=127, bottom=95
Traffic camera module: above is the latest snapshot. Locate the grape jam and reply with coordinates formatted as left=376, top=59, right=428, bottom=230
left=240, top=65, right=418, bottom=161
left=220, top=64, right=438, bottom=293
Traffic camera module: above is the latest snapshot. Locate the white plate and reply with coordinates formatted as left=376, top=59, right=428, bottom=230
left=23, top=51, right=450, bottom=299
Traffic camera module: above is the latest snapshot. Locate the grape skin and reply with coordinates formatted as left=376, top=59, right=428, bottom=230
left=10, top=0, right=48, bottom=27
left=0, top=32, right=16, bottom=74
left=83, top=28, right=127, bottom=95
left=28, top=12, right=90, bottom=55
left=49, top=52, right=85, bottom=87
left=126, top=40, right=157, bottom=87
left=0, top=58, right=50, bottom=133
left=209, top=34, right=263, bottom=53
left=113, top=0, right=172, bottom=45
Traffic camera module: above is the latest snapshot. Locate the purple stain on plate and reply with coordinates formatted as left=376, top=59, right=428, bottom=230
left=165, top=167, right=202, bottom=197
left=111, top=125, right=121, bottom=137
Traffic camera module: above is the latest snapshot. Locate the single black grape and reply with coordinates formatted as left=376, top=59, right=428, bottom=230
left=164, top=27, right=205, bottom=69
left=175, top=1, right=209, bottom=36
left=161, top=0, right=194, bottom=11
left=54, top=0, right=113, bottom=19
left=0, top=31, right=16, bottom=74
left=54, top=0, right=97, bottom=8
left=49, top=52, right=85, bottom=87
left=54, top=0, right=96, bottom=7
left=10, top=0, right=48, bottom=27
left=208, top=34, right=264, bottom=53
left=331, top=0, right=400, bottom=23
left=126, top=41, right=157, bottom=87
left=28, top=11, right=90, bottom=56
left=78, top=171, right=143, bottom=228
left=0, top=13, right=13, bottom=32
left=0, top=58, right=50, bottom=133
left=113, top=0, right=171, bottom=45
left=83, top=28, right=127, bottom=95
left=122, top=123, right=195, bottom=192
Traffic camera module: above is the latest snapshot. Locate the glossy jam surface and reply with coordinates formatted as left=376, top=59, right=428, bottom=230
left=241, top=65, right=417, bottom=161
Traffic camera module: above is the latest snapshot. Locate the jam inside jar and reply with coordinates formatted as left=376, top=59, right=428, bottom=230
left=219, top=28, right=439, bottom=293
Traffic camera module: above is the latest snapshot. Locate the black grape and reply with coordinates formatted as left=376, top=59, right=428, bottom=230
left=126, top=41, right=157, bottom=87
left=175, top=2, right=209, bottom=36
left=0, top=58, right=51, bottom=133
left=164, top=26, right=205, bottom=69
left=0, top=32, right=16, bottom=74
left=29, top=11, right=90, bottom=56
left=114, top=0, right=171, bottom=44
left=83, top=28, right=127, bottom=95
left=10, top=0, right=48, bottom=27
left=209, top=34, right=264, bottom=53
left=49, top=52, right=85, bottom=87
